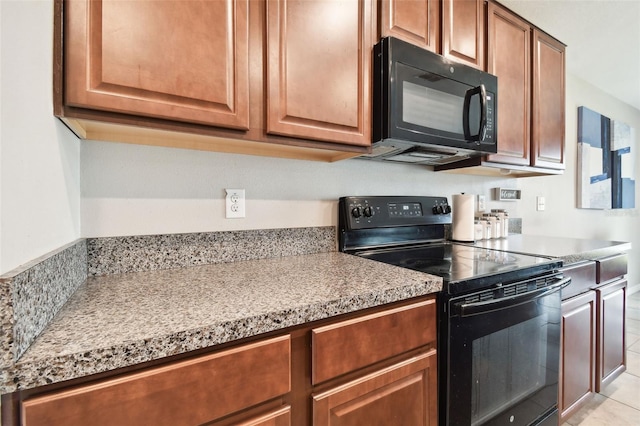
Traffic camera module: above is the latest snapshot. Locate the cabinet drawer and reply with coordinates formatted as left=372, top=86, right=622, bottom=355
left=21, top=335, right=291, bottom=426
left=311, top=299, right=436, bottom=384
left=596, top=254, right=627, bottom=284
left=561, top=261, right=596, bottom=300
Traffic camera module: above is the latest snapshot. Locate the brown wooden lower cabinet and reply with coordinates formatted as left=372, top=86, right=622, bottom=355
left=559, top=255, right=628, bottom=424
left=9, top=297, right=437, bottom=426
left=312, top=350, right=437, bottom=426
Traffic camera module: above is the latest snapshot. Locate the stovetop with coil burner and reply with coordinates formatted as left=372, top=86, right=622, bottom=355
left=339, top=196, right=561, bottom=296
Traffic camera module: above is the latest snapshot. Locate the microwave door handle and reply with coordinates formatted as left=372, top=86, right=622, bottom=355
left=462, top=84, right=487, bottom=142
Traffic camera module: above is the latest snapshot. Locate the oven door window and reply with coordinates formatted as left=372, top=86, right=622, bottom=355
left=447, top=290, right=561, bottom=426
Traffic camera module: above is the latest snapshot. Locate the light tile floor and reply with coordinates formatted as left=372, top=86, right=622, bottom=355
left=563, top=290, right=640, bottom=426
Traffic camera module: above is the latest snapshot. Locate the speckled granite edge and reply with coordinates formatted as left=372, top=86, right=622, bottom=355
left=3, top=271, right=440, bottom=392
left=556, top=244, right=632, bottom=265
left=87, top=227, right=336, bottom=276
left=0, top=279, right=12, bottom=370
left=0, top=240, right=87, bottom=363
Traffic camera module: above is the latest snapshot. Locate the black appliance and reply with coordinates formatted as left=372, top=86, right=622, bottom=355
left=338, top=196, right=569, bottom=426
left=364, top=37, right=498, bottom=166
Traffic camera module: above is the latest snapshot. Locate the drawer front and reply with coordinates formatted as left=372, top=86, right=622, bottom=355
left=596, top=253, right=628, bottom=284
left=561, top=261, right=596, bottom=300
left=21, top=335, right=291, bottom=426
left=311, top=299, right=436, bottom=384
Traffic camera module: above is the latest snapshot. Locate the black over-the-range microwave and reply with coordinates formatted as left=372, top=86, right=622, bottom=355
left=364, top=37, right=498, bottom=166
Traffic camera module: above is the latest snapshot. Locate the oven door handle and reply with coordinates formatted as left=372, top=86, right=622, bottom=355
left=455, top=276, right=571, bottom=317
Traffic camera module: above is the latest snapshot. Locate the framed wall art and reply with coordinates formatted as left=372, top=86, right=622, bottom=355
left=577, top=106, right=635, bottom=209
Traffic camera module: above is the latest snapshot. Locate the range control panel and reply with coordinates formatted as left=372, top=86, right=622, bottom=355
left=339, top=196, right=452, bottom=230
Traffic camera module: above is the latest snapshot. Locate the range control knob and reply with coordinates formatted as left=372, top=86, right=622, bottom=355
left=363, top=206, right=374, bottom=217
left=432, top=204, right=451, bottom=215
left=351, top=207, right=363, bottom=218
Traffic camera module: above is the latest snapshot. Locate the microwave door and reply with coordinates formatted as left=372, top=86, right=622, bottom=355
left=463, top=84, right=487, bottom=142
left=395, top=63, right=476, bottom=144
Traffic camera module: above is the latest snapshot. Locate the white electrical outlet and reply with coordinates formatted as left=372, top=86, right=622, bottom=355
left=477, top=195, right=486, bottom=212
left=536, top=196, right=546, bottom=211
left=225, top=189, right=245, bottom=218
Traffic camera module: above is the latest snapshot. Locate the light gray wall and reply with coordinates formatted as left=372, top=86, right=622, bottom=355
left=0, top=0, right=81, bottom=274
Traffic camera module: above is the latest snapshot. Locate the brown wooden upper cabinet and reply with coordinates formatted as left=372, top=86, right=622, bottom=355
left=56, top=0, right=373, bottom=161
left=379, top=0, right=441, bottom=53
left=64, top=0, right=250, bottom=130
left=266, top=0, right=373, bottom=146
left=380, top=0, right=484, bottom=70
left=442, top=0, right=485, bottom=69
left=486, top=2, right=531, bottom=166
left=532, top=29, right=566, bottom=170
left=485, top=2, right=565, bottom=171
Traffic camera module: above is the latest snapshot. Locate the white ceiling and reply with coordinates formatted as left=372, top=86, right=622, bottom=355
left=498, top=0, right=640, bottom=112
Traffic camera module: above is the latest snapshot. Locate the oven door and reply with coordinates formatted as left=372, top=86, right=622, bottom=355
left=444, top=275, right=570, bottom=426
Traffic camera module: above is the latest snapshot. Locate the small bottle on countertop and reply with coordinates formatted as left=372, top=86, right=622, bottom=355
left=474, top=220, right=484, bottom=241
left=482, top=214, right=500, bottom=239
left=476, top=218, right=492, bottom=240
left=491, top=209, right=509, bottom=238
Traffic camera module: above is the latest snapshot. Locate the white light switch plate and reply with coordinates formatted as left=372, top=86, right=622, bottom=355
left=536, top=196, right=545, bottom=211
left=477, top=195, right=486, bottom=212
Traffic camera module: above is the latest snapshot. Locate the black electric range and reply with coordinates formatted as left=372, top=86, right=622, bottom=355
left=339, top=196, right=561, bottom=294
left=339, top=196, right=567, bottom=426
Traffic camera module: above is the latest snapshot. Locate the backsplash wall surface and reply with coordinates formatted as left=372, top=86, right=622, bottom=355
left=81, top=141, right=518, bottom=238
left=0, top=240, right=87, bottom=361
left=87, top=227, right=336, bottom=276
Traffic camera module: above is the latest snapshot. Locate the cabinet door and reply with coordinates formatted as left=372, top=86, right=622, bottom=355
left=266, top=0, right=373, bottom=146
left=442, top=0, right=485, bottom=69
left=559, top=291, right=597, bottom=423
left=531, top=29, right=566, bottom=169
left=596, top=279, right=627, bottom=391
left=379, top=0, right=440, bottom=52
left=486, top=3, right=530, bottom=166
left=65, top=0, right=249, bottom=129
left=313, top=350, right=437, bottom=426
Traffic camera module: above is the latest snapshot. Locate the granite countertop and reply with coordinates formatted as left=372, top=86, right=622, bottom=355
left=472, top=234, right=631, bottom=265
left=1, top=252, right=441, bottom=394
